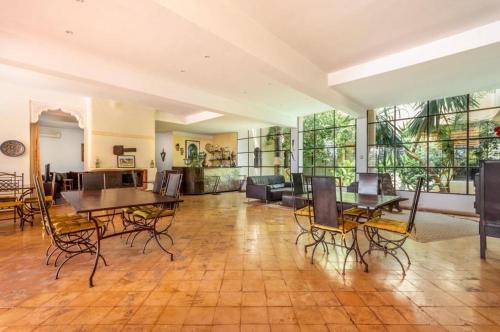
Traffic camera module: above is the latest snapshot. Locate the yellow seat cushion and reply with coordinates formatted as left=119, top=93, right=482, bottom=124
left=23, top=196, right=53, bottom=204
left=343, top=207, right=382, bottom=219
left=123, top=205, right=155, bottom=214
left=363, top=218, right=408, bottom=235
left=312, top=218, right=358, bottom=234
left=50, top=214, right=104, bottom=235
left=295, top=206, right=313, bottom=217
left=0, top=195, right=16, bottom=201
left=0, top=200, right=22, bottom=208
left=132, top=206, right=175, bottom=219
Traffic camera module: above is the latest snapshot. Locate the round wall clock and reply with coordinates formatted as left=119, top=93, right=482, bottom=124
left=0, top=140, right=26, bottom=157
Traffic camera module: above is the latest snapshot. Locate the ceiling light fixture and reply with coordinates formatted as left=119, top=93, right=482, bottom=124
left=65, top=30, right=73, bottom=35
left=204, top=55, right=210, bottom=59
left=180, top=69, right=186, bottom=73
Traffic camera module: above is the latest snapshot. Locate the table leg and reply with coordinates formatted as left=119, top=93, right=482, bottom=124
left=89, top=212, right=101, bottom=288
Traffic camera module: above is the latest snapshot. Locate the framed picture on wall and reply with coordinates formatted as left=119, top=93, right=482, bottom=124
left=185, top=140, right=200, bottom=160
left=117, top=155, right=136, bottom=168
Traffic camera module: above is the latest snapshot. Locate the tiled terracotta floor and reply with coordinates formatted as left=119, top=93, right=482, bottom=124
left=0, top=192, right=500, bottom=331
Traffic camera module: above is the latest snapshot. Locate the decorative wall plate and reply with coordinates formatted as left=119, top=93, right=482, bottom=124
left=0, top=140, right=25, bottom=157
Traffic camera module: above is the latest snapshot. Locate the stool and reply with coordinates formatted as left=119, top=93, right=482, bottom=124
left=63, top=178, right=74, bottom=191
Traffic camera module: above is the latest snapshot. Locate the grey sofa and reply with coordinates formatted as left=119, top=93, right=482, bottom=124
left=246, top=175, right=292, bottom=202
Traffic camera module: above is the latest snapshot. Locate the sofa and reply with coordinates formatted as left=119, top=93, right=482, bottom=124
left=246, top=175, right=292, bottom=202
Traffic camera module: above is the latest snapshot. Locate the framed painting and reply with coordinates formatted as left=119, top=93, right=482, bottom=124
left=117, top=155, right=136, bottom=168
left=185, top=140, right=200, bottom=160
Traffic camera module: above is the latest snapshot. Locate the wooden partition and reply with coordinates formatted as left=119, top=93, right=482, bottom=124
left=479, top=160, right=500, bottom=259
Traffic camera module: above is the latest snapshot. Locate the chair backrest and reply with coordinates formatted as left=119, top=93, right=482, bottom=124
left=0, top=172, right=20, bottom=198
left=291, top=173, right=304, bottom=195
left=81, top=172, right=106, bottom=190
left=164, top=173, right=183, bottom=198
left=311, top=176, right=341, bottom=230
left=152, top=171, right=166, bottom=194
left=480, top=160, right=500, bottom=225
left=33, top=175, right=55, bottom=237
left=358, top=173, right=379, bottom=196
left=379, top=172, right=396, bottom=196
left=406, top=176, right=424, bottom=233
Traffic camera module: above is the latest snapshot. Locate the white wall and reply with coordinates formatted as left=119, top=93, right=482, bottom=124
left=39, top=126, right=84, bottom=173
left=89, top=99, right=155, bottom=169
left=0, top=81, right=86, bottom=182
left=0, top=82, right=31, bottom=178
left=155, top=132, right=173, bottom=171
left=397, top=190, right=475, bottom=215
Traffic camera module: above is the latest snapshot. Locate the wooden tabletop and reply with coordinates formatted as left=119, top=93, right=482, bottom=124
left=61, top=188, right=182, bottom=213
left=295, top=191, right=401, bottom=210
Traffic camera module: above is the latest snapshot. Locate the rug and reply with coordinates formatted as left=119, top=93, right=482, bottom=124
left=382, top=210, right=478, bottom=243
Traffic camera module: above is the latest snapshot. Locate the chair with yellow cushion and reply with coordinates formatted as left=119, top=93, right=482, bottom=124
left=128, top=172, right=182, bottom=255
left=0, top=172, right=23, bottom=225
left=33, top=175, right=106, bottom=279
left=291, top=173, right=314, bottom=244
left=343, top=173, right=383, bottom=222
left=19, top=174, right=56, bottom=230
left=305, top=176, right=360, bottom=275
left=361, top=177, right=424, bottom=276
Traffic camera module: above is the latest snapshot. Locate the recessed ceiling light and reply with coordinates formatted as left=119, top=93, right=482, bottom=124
left=204, top=55, right=210, bottom=59
left=180, top=69, right=186, bottom=73
left=65, top=30, right=73, bottom=35
left=75, top=0, right=84, bottom=2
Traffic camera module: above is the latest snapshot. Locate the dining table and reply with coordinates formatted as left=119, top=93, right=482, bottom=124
left=294, top=191, right=401, bottom=218
left=62, top=187, right=182, bottom=286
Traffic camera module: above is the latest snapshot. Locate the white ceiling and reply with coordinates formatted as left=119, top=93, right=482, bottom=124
left=1, top=0, right=500, bottom=132
left=233, top=0, right=500, bottom=72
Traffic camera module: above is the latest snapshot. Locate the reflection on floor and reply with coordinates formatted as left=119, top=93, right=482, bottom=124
left=0, top=192, right=499, bottom=331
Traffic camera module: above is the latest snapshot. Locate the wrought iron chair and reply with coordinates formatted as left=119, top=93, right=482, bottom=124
left=361, top=176, right=424, bottom=276
left=20, top=173, right=56, bottom=229
left=343, top=173, right=383, bottom=222
left=0, top=172, right=23, bottom=225
left=306, top=176, right=360, bottom=274
left=291, top=173, right=312, bottom=244
left=128, top=173, right=182, bottom=258
left=122, top=170, right=167, bottom=234
left=33, top=175, right=106, bottom=279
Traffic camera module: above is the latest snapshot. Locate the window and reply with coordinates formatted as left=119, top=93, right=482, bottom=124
left=298, top=110, right=356, bottom=185
left=368, top=89, right=500, bottom=194
left=237, top=127, right=292, bottom=179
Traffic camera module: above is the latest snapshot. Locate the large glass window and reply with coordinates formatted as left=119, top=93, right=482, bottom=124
left=368, top=89, right=500, bottom=194
left=237, top=127, right=292, bottom=179
left=298, top=110, right=357, bottom=186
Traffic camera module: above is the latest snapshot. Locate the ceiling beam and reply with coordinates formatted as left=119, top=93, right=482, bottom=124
left=328, top=20, right=500, bottom=87
left=153, top=0, right=366, bottom=117
left=0, top=30, right=296, bottom=127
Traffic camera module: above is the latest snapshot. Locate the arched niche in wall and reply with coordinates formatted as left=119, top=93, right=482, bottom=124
left=29, top=100, right=87, bottom=180
left=30, top=100, right=86, bottom=129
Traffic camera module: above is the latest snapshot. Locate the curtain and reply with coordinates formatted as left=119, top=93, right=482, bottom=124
left=30, top=122, right=40, bottom=182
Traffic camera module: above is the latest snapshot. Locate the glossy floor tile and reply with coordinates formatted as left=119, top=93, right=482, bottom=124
left=0, top=192, right=500, bottom=332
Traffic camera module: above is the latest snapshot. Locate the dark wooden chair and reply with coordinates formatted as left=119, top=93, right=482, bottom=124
left=361, top=176, right=424, bottom=276
left=306, top=176, right=360, bottom=274
left=291, top=173, right=311, bottom=244
left=479, top=160, right=500, bottom=259
left=343, top=173, right=383, bottom=221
